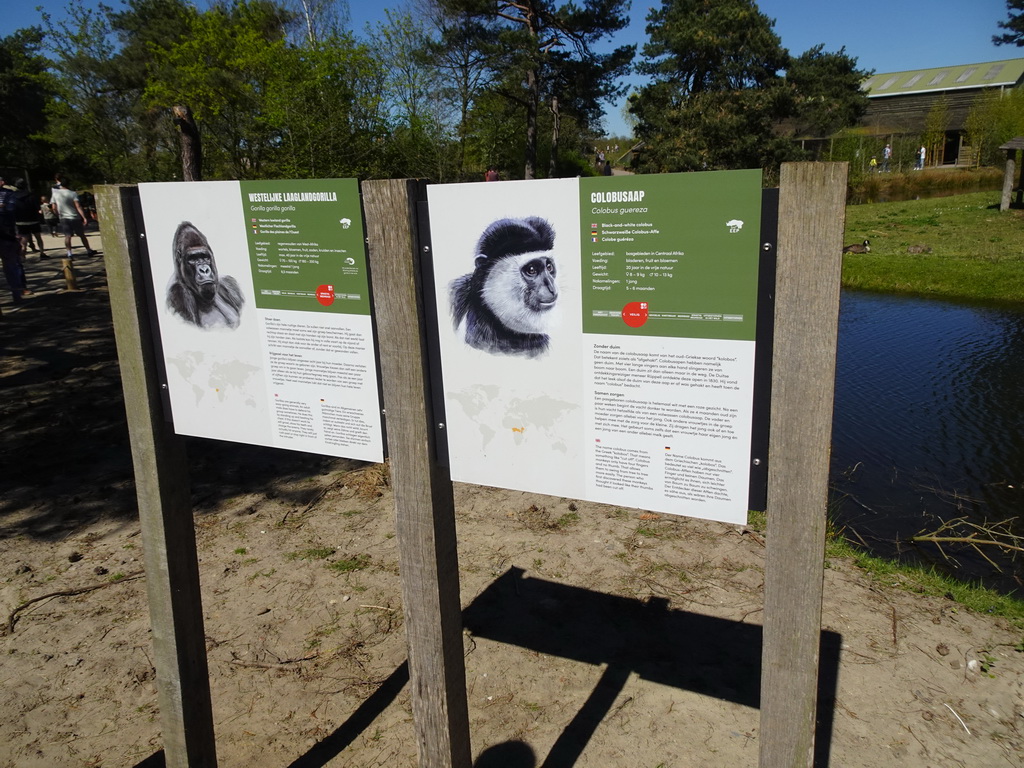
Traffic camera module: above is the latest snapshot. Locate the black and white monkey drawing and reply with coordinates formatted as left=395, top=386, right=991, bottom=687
left=167, top=221, right=245, bottom=329
left=449, top=216, right=559, bottom=358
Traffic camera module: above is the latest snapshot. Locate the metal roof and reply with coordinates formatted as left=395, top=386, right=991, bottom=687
left=863, top=58, right=1024, bottom=98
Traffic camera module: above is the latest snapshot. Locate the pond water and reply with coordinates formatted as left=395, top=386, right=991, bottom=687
left=830, top=290, right=1024, bottom=588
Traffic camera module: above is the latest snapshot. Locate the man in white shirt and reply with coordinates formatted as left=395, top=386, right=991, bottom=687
left=50, top=173, right=97, bottom=259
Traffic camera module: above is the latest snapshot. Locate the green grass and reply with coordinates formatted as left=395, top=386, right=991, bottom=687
left=842, top=191, right=1024, bottom=303
left=825, top=534, right=1024, bottom=628
left=327, top=554, right=371, bottom=573
left=750, top=509, right=1024, bottom=628
left=286, top=547, right=336, bottom=561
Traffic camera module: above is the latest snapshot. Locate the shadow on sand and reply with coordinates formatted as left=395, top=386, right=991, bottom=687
left=136, top=567, right=841, bottom=768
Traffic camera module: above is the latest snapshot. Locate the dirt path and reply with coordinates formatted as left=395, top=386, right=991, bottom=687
left=1, top=230, right=1022, bottom=767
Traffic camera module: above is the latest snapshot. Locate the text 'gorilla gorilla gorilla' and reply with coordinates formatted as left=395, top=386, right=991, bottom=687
left=167, top=222, right=245, bottom=329
left=449, top=216, right=559, bottom=358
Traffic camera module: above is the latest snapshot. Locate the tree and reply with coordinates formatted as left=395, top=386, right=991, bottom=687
left=437, top=0, right=632, bottom=179
left=922, top=96, right=949, bottom=167
left=965, top=88, right=1024, bottom=166
left=422, top=4, right=504, bottom=177
left=630, top=0, right=798, bottom=174
left=786, top=44, right=870, bottom=138
left=0, top=28, right=56, bottom=172
left=993, top=0, right=1024, bottom=46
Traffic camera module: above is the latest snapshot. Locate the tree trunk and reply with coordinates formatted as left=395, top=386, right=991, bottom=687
left=524, top=67, right=539, bottom=180
left=172, top=105, right=203, bottom=182
left=548, top=95, right=560, bottom=179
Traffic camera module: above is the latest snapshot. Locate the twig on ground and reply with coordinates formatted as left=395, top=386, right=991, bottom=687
left=910, top=517, right=1024, bottom=572
left=280, top=482, right=336, bottom=525
left=228, top=652, right=319, bottom=669
left=6, top=570, right=145, bottom=634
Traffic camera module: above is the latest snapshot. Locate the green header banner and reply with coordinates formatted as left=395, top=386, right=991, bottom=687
left=579, top=169, right=762, bottom=341
left=240, top=178, right=369, bottom=315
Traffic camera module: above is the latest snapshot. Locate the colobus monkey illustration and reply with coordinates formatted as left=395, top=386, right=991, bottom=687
left=449, top=216, right=559, bottom=358
left=167, top=222, right=245, bottom=329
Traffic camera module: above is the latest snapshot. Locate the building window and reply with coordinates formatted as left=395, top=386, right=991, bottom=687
left=982, top=64, right=1005, bottom=81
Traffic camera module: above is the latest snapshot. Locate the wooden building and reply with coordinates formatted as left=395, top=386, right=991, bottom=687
left=861, top=58, right=1024, bottom=165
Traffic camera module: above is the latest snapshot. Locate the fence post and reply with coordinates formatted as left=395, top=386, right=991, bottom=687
left=95, top=185, right=218, bottom=768
left=759, top=162, right=848, bottom=768
left=362, top=179, right=472, bottom=768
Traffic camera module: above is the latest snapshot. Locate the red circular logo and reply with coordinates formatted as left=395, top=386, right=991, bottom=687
left=622, top=301, right=649, bottom=328
left=316, top=284, right=335, bottom=306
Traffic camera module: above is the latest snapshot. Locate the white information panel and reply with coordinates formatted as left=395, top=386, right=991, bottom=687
left=428, top=172, right=762, bottom=524
left=139, top=179, right=383, bottom=462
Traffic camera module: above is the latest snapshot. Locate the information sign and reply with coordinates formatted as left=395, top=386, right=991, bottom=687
left=427, top=171, right=761, bottom=524
left=138, top=179, right=384, bottom=462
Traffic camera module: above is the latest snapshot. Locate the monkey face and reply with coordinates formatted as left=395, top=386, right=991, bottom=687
left=174, top=223, right=218, bottom=301
left=480, top=250, right=559, bottom=335
left=186, top=249, right=217, bottom=299
left=519, top=256, right=558, bottom=311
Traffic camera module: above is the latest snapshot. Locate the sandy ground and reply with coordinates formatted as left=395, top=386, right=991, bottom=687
left=1, top=229, right=1023, bottom=768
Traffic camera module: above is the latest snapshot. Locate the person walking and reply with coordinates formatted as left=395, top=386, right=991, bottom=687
left=50, top=173, right=97, bottom=259
left=882, top=143, right=892, bottom=172
left=41, top=195, right=58, bottom=236
left=13, top=179, right=47, bottom=259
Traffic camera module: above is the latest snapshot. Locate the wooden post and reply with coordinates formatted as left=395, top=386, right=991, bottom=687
left=95, top=185, right=218, bottom=768
left=362, top=179, right=472, bottom=768
left=1017, top=150, right=1024, bottom=207
left=1001, top=149, right=1015, bottom=212
left=760, top=162, right=848, bottom=768
left=61, top=257, right=79, bottom=291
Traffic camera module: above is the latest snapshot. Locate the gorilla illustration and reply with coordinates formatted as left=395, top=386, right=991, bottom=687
left=166, top=222, right=244, bottom=329
left=449, top=217, right=559, bottom=358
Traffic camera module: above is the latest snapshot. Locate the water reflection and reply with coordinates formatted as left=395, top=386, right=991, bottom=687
left=831, top=290, right=1024, bottom=587
left=847, top=182, right=1002, bottom=205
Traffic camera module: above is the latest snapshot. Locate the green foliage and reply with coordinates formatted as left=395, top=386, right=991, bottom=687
left=922, top=96, right=949, bottom=165
left=438, top=0, right=633, bottom=178
left=965, top=88, right=1024, bottom=167
left=0, top=27, right=57, bottom=170
left=993, top=0, right=1024, bottom=46
left=631, top=0, right=868, bottom=176
left=786, top=44, right=870, bottom=137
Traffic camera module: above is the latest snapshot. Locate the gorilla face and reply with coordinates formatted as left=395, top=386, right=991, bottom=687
left=167, top=221, right=245, bottom=330
left=176, top=224, right=219, bottom=303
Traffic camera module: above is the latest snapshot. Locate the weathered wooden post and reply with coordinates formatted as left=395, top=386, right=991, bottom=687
left=61, top=257, right=79, bottom=290
left=760, top=162, right=848, bottom=768
left=999, top=138, right=1024, bottom=211
left=95, top=185, right=218, bottom=768
left=362, top=179, right=473, bottom=768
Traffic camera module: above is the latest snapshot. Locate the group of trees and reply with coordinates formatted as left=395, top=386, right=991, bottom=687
left=627, top=0, right=869, bottom=177
left=6, top=0, right=1022, bottom=188
left=0, top=0, right=635, bottom=186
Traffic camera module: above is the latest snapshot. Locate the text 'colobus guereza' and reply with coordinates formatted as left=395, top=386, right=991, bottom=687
left=449, top=217, right=559, bottom=358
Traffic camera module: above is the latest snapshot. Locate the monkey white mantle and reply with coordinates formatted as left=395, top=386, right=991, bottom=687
left=428, top=171, right=763, bottom=525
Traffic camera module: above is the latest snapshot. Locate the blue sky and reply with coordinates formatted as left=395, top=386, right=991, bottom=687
left=3, top=0, right=1016, bottom=136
